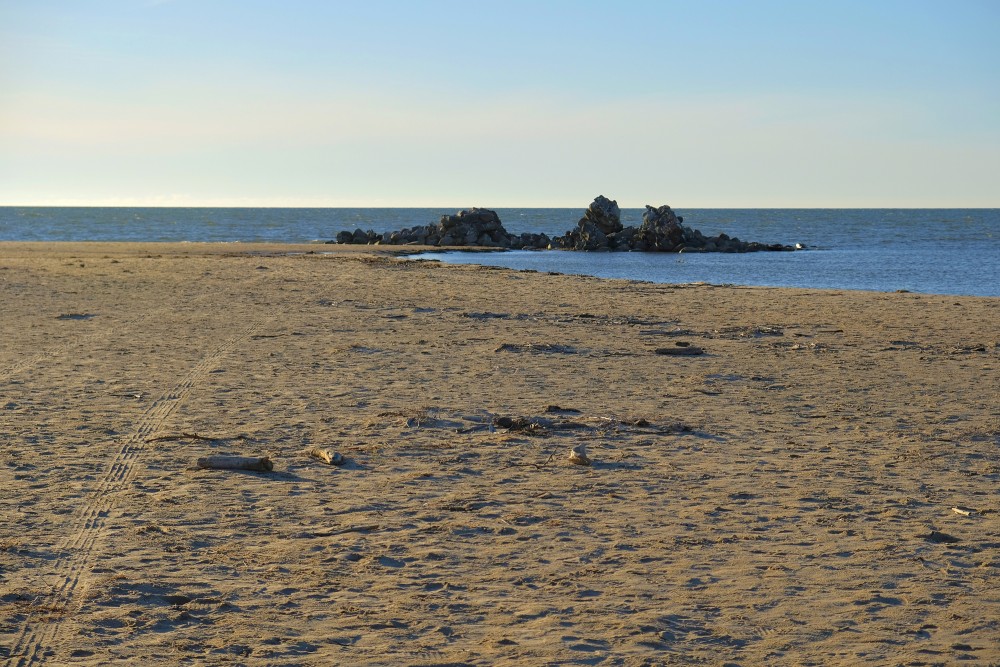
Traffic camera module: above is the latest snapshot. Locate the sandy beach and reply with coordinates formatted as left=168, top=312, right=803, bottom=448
left=1, top=242, right=998, bottom=666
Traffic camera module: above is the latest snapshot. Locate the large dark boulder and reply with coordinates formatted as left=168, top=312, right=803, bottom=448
left=437, top=208, right=511, bottom=247
left=555, top=196, right=622, bottom=250
left=343, top=228, right=379, bottom=244
left=635, top=205, right=686, bottom=251
left=556, top=219, right=609, bottom=251
left=584, top=195, right=622, bottom=235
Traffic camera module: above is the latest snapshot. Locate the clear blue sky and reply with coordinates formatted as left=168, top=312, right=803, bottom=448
left=1, top=0, right=998, bottom=207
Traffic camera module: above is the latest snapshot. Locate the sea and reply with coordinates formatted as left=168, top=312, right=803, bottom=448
left=1, top=207, right=998, bottom=297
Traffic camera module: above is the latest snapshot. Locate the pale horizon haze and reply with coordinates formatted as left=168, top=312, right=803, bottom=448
left=2, top=0, right=998, bottom=208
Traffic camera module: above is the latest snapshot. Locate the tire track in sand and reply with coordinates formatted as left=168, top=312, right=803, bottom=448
left=5, top=319, right=267, bottom=667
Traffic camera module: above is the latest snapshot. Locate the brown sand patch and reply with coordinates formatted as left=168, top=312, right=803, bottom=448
left=1, top=242, right=997, bottom=665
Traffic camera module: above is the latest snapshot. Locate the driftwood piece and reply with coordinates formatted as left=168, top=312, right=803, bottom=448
left=300, top=524, right=380, bottom=538
left=655, top=345, right=705, bottom=356
left=196, top=455, right=273, bottom=472
left=308, top=448, right=345, bottom=466
left=150, top=432, right=220, bottom=442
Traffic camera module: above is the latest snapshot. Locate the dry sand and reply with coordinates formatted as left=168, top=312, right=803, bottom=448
left=1, top=241, right=998, bottom=666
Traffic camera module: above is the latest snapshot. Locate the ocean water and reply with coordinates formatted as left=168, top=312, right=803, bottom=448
left=1, top=207, right=997, bottom=297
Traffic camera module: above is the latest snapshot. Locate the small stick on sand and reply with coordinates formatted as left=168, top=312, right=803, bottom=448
left=196, top=455, right=273, bottom=472
left=655, top=345, right=705, bottom=356
left=308, top=524, right=380, bottom=538
left=308, top=448, right=345, bottom=466
left=149, top=432, right=221, bottom=442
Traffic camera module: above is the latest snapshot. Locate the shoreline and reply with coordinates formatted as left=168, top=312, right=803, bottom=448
left=2, top=242, right=998, bottom=665
left=5, top=240, right=998, bottom=298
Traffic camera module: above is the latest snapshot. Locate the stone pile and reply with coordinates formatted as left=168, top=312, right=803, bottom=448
left=332, top=197, right=797, bottom=253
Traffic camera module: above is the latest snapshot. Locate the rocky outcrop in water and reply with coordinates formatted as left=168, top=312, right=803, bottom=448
left=554, top=195, right=627, bottom=251
left=331, top=197, right=797, bottom=253
left=557, top=200, right=795, bottom=253
left=633, top=204, right=687, bottom=251
left=334, top=208, right=552, bottom=250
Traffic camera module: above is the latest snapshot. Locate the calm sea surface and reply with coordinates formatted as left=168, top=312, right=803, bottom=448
left=1, top=207, right=997, bottom=296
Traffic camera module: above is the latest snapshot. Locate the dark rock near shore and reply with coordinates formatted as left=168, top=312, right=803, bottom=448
left=335, top=228, right=381, bottom=245
left=438, top=208, right=509, bottom=248
left=510, top=232, right=552, bottom=250
left=330, top=196, right=798, bottom=253
left=555, top=195, right=625, bottom=250
left=330, top=208, right=553, bottom=250
left=582, top=195, right=622, bottom=234
left=633, top=204, right=687, bottom=251
left=556, top=199, right=796, bottom=253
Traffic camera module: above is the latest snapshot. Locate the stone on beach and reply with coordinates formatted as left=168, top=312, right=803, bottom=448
left=568, top=443, right=591, bottom=466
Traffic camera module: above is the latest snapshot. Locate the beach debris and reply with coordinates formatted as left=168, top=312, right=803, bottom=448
left=456, top=424, right=492, bottom=434
left=196, top=455, right=273, bottom=472
left=464, top=311, right=511, bottom=320
left=568, top=443, right=591, bottom=466
left=494, top=416, right=549, bottom=435
left=110, top=391, right=144, bottom=399
left=545, top=405, right=581, bottom=414
left=918, top=530, right=961, bottom=544
left=308, top=448, right=345, bottom=466
left=163, top=594, right=193, bottom=607
left=56, top=313, right=97, bottom=320
left=655, top=343, right=705, bottom=356
left=294, top=524, right=380, bottom=539
left=951, top=506, right=976, bottom=517
left=149, top=432, right=221, bottom=443
left=495, top=343, right=577, bottom=354
left=713, top=325, right=784, bottom=339
left=598, top=416, right=659, bottom=429
left=640, top=328, right=698, bottom=337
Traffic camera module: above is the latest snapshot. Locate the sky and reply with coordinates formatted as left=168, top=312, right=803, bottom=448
left=1, top=1, right=998, bottom=208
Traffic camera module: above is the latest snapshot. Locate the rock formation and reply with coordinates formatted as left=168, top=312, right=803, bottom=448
left=331, top=197, right=797, bottom=253
left=333, top=208, right=551, bottom=250
left=557, top=200, right=795, bottom=253
left=554, top=195, right=627, bottom=251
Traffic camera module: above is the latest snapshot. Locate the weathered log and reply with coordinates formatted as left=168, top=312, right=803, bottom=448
left=308, top=448, right=344, bottom=466
left=196, top=455, right=273, bottom=472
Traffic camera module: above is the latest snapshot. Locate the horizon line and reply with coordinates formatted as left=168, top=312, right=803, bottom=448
left=3, top=202, right=999, bottom=210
